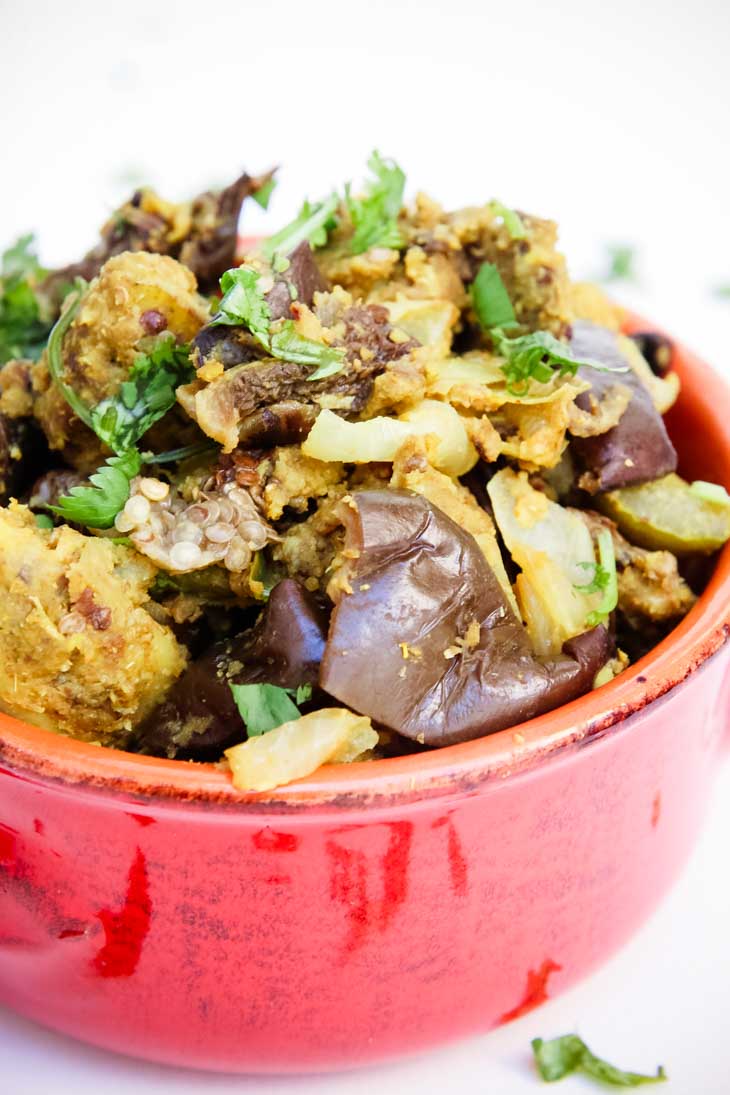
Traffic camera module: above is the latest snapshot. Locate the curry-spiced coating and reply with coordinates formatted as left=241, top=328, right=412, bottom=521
left=0, top=503, right=186, bottom=745
left=28, top=252, right=210, bottom=470
left=0, top=154, right=726, bottom=789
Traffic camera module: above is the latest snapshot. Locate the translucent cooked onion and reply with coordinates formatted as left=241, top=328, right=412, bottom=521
left=224, top=708, right=378, bottom=792
left=384, top=298, right=460, bottom=354
left=302, top=401, right=478, bottom=477
left=488, top=467, right=601, bottom=654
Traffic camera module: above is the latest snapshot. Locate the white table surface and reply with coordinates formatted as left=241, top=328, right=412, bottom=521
left=1, top=0, right=729, bottom=1091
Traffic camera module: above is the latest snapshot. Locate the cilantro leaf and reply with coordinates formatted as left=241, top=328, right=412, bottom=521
left=347, top=150, right=406, bottom=255
left=261, top=193, right=339, bottom=260
left=46, top=281, right=94, bottom=426
left=230, top=682, right=305, bottom=737
left=489, top=200, right=526, bottom=240
left=532, top=1034, right=666, bottom=1086
left=471, top=262, right=517, bottom=331
left=252, top=176, right=277, bottom=211
left=90, top=335, right=194, bottom=454
left=2, top=233, right=44, bottom=281
left=491, top=327, right=627, bottom=397
left=210, top=266, right=345, bottom=380
left=603, top=244, right=637, bottom=283
left=0, top=233, right=52, bottom=364
left=574, top=528, right=618, bottom=628
left=270, top=321, right=345, bottom=378
left=51, top=450, right=142, bottom=530
left=212, top=266, right=272, bottom=341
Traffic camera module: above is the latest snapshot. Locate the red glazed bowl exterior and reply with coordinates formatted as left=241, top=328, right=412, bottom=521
left=1, top=315, right=730, bottom=1073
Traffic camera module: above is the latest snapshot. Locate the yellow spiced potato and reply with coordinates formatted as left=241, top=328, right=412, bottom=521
left=0, top=151, right=725, bottom=790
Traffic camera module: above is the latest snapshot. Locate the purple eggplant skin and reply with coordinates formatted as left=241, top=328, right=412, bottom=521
left=629, top=330, right=674, bottom=378
left=265, top=241, right=328, bottom=321
left=320, top=490, right=613, bottom=748
left=132, top=579, right=328, bottom=760
left=570, top=321, right=677, bottom=492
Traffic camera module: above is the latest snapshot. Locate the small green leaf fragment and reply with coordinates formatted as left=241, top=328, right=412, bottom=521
left=229, top=682, right=302, bottom=737
left=252, top=176, right=277, bottom=210
left=489, top=200, right=526, bottom=240
left=532, top=1034, right=667, bottom=1087
left=471, top=262, right=517, bottom=331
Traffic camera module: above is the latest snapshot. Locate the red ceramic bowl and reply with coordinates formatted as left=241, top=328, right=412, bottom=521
left=1, top=313, right=729, bottom=1074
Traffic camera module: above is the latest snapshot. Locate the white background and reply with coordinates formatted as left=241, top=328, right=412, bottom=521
left=1, top=0, right=729, bottom=1091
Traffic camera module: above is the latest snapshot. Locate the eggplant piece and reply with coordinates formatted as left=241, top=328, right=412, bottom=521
left=184, top=303, right=418, bottom=452
left=570, top=321, right=677, bottom=493
left=265, top=242, right=328, bottom=321
left=320, top=490, right=613, bottom=747
left=133, top=578, right=328, bottom=759
left=629, top=330, right=674, bottom=377
left=0, top=413, right=51, bottom=503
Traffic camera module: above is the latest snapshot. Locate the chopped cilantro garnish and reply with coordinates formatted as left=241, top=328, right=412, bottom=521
left=603, top=243, right=637, bottom=282
left=213, top=266, right=272, bottom=342
left=0, top=233, right=51, bottom=364
left=51, top=450, right=142, bottom=530
left=34, top=513, right=54, bottom=530
left=261, top=193, right=339, bottom=260
left=90, top=335, right=194, bottom=454
left=574, top=528, right=618, bottom=628
left=471, top=262, right=517, bottom=331
left=489, top=200, right=526, bottom=240
left=230, top=681, right=310, bottom=737
left=346, top=150, right=406, bottom=255
left=491, top=327, right=627, bottom=397
left=252, top=176, right=277, bottom=210
left=532, top=1034, right=666, bottom=1087
left=211, top=265, right=345, bottom=378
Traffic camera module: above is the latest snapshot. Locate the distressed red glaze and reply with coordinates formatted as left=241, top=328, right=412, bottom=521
left=0, top=314, right=729, bottom=1073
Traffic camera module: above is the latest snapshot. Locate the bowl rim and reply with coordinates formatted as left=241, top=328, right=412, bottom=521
left=1, top=311, right=729, bottom=808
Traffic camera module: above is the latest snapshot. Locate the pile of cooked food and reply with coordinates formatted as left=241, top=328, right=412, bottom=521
left=1, top=153, right=728, bottom=790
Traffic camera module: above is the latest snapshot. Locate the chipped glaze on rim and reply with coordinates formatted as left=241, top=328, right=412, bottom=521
left=1, top=313, right=729, bottom=808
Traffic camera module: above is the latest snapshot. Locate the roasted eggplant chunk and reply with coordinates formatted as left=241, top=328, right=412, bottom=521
left=134, top=578, right=327, bottom=759
left=570, top=322, right=677, bottom=493
left=320, top=490, right=612, bottom=746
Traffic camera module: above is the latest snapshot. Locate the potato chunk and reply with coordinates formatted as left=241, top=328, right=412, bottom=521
left=0, top=504, right=187, bottom=745
left=31, top=251, right=210, bottom=468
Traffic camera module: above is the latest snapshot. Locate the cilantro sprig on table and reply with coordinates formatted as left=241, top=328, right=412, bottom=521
left=46, top=282, right=201, bottom=529
left=573, top=528, right=619, bottom=628
left=532, top=1034, right=666, bottom=1087
left=471, top=261, right=627, bottom=396
left=230, top=682, right=313, bottom=737
left=0, top=233, right=52, bottom=364
left=212, top=266, right=345, bottom=381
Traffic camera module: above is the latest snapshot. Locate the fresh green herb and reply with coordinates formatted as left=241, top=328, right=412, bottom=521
left=90, top=335, right=194, bottom=454
left=489, top=201, right=526, bottom=240
left=689, top=479, right=730, bottom=507
left=270, top=321, right=345, bottom=377
left=261, top=193, right=339, bottom=260
left=229, top=682, right=307, bottom=736
left=491, top=327, right=627, bottom=397
left=34, top=513, right=54, bottom=530
left=295, top=683, right=313, bottom=705
left=0, top=233, right=52, bottom=364
left=714, top=285, right=730, bottom=299
left=346, top=150, right=406, bottom=255
left=142, top=440, right=219, bottom=466
left=574, top=528, right=618, bottom=628
left=211, top=266, right=345, bottom=379
left=252, top=176, right=277, bottom=210
left=51, top=450, right=142, bottom=529
left=603, top=244, right=637, bottom=283
left=212, top=266, right=272, bottom=340
left=471, top=262, right=517, bottom=331
left=46, top=280, right=94, bottom=425
left=532, top=1034, right=666, bottom=1086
